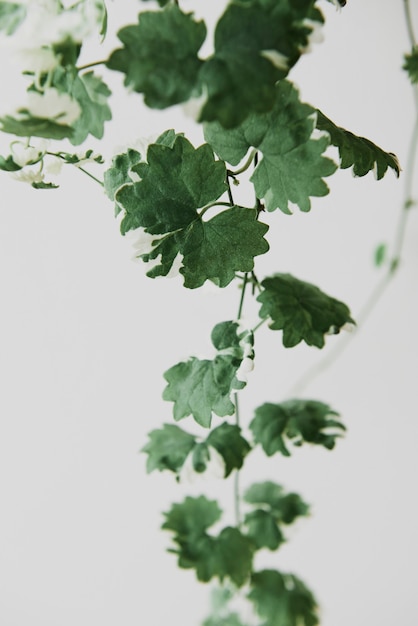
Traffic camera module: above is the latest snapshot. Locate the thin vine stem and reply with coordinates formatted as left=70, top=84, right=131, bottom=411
left=198, top=201, right=231, bottom=218
left=403, top=0, right=417, bottom=47
left=76, top=60, right=107, bottom=72
left=287, top=47, right=418, bottom=397
left=46, top=151, right=104, bottom=186
left=228, top=149, right=258, bottom=177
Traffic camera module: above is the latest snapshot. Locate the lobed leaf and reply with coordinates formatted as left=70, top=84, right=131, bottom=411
left=403, top=48, right=418, bottom=85
left=249, top=400, right=345, bottom=457
left=316, top=110, right=400, bottom=179
left=106, top=5, right=206, bottom=108
left=199, top=0, right=325, bottom=128
left=205, top=81, right=336, bottom=213
left=115, top=134, right=269, bottom=288
left=257, top=273, right=354, bottom=348
left=142, top=424, right=196, bottom=474
left=163, top=321, right=253, bottom=428
left=248, top=569, right=319, bottom=626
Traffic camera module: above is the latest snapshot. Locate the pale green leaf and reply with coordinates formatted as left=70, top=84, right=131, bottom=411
left=163, top=321, right=252, bottom=427
left=0, top=1, right=26, bottom=35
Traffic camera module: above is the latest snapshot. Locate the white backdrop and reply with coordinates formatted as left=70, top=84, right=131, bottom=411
left=1, top=1, right=417, bottom=625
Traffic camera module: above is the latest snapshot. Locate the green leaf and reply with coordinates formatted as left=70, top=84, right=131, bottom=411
left=374, top=242, right=387, bottom=267
left=106, top=5, right=206, bottom=108
left=192, top=442, right=211, bottom=473
left=243, top=482, right=309, bottom=550
left=257, top=273, right=354, bottom=348
left=162, top=495, right=222, bottom=539
left=249, top=400, right=345, bottom=457
left=163, top=497, right=254, bottom=587
left=0, top=1, right=26, bottom=35
left=199, top=0, right=325, bottom=128
left=244, top=482, right=310, bottom=524
left=31, top=181, right=59, bottom=190
left=244, top=509, right=285, bottom=550
left=115, top=134, right=269, bottom=288
left=206, top=423, right=251, bottom=477
left=53, top=69, right=112, bottom=145
left=248, top=569, right=319, bottom=626
left=0, top=154, right=22, bottom=172
left=204, top=81, right=336, bottom=213
left=403, top=48, right=418, bottom=84
left=179, top=207, right=269, bottom=288
left=142, top=424, right=196, bottom=474
left=104, top=148, right=142, bottom=215
left=316, top=110, right=400, bottom=179
left=163, top=321, right=253, bottom=427
left=117, top=135, right=227, bottom=235
left=0, top=115, right=73, bottom=140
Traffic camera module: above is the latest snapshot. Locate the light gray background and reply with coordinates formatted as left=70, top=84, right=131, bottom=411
left=0, top=1, right=417, bottom=625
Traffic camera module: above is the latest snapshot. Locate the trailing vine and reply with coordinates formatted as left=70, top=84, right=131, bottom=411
left=0, top=0, right=416, bottom=624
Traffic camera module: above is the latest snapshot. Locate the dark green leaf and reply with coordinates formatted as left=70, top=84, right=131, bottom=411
left=163, top=321, right=253, bottom=427
left=250, top=400, right=345, bottom=457
left=199, top=1, right=325, bottom=128
left=248, top=569, right=319, bottom=626
left=403, top=48, right=418, bottom=84
left=31, top=181, right=59, bottom=189
left=316, top=110, right=400, bottom=179
left=0, top=154, right=22, bottom=172
left=205, top=81, right=336, bottom=213
left=117, top=135, right=227, bottom=236
left=106, top=5, right=206, bottom=108
left=206, top=423, right=251, bottom=477
left=192, top=442, right=211, bottom=473
left=0, top=1, right=26, bottom=35
left=116, top=135, right=269, bottom=288
left=257, top=273, right=354, bottom=348
left=142, top=424, right=196, bottom=473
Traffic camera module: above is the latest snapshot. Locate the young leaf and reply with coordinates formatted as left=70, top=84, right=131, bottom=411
left=206, top=423, right=251, bottom=477
left=257, top=273, right=354, bottom=348
left=163, top=321, right=253, bottom=428
left=199, top=0, right=325, bottom=128
left=374, top=242, right=387, bottom=267
left=204, top=81, right=336, bottom=213
left=142, top=424, right=196, bottom=474
left=116, top=135, right=269, bottom=288
left=316, top=110, right=400, bottom=179
left=248, top=569, right=319, bottom=626
left=106, top=5, right=206, bottom=108
left=0, top=154, right=22, bottom=172
left=0, top=1, right=26, bottom=35
left=249, top=400, right=345, bottom=457
left=403, top=48, right=418, bottom=85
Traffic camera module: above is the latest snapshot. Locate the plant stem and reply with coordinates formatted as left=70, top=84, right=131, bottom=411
left=233, top=392, right=242, bottom=528
left=76, top=60, right=107, bottom=72
left=199, top=201, right=232, bottom=218
left=403, top=0, right=417, bottom=47
left=288, top=89, right=418, bottom=397
left=228, top=149, right=258, bottom=177
left=77, top=166, right=104, bottom=187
